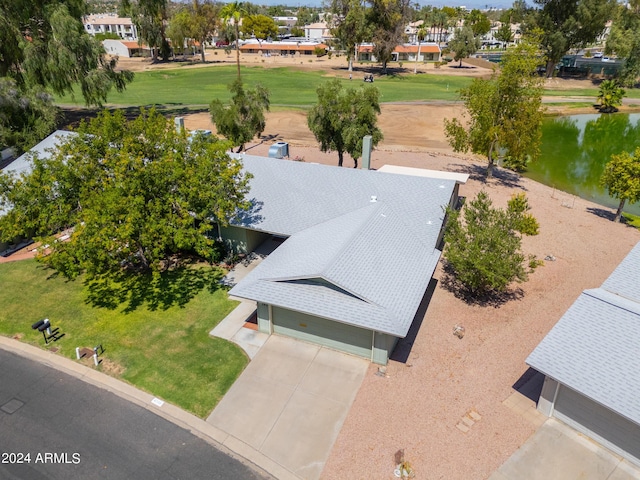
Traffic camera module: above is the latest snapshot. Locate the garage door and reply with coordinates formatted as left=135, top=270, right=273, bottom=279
left=271, top=306, right=372, bottom=359
left=554, top=385, right=640, bottom=466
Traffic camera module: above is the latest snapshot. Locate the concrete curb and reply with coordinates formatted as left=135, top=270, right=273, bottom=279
left=0, top=336, right=300, bottom=480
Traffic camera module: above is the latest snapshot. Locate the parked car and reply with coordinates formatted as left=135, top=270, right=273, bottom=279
left=593, top=51, right=603, bottom=58
left=215, top=40, right=229, bottom=47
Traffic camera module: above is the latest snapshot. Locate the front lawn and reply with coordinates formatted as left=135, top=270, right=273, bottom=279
left=0, top=259, right=245, bottom=418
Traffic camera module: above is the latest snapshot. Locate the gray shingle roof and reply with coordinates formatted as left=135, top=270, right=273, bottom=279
left=526, top=242, right=640, bottom=426
left=231, top=154, right=454, bottom=248
left=1, top=131, right=75, bottom=217
left=602, top=242, right=640, bottom=304
left=3, top=130, right=75, bottom=177
left=229, top=154, right=456, bottom=337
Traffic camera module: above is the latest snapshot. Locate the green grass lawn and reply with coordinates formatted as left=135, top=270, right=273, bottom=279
left=543, top=87, right=640, bottom=99
left=0, top=259, right=246, bottom=418
left=56, top=65, right=473, bottom=107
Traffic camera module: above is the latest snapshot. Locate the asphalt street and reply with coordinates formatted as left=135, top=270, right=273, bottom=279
left=0, top=349, right=270, bottom=480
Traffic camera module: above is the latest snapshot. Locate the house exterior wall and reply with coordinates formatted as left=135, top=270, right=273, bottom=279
left=537, top=375, right=559, bottom=417
left=372, top=332, right=398, bottom=365
left=219, top=225, right=270, bottom=254
left=103, top=40, right=132, bottom=58
left=271, top=306, right=375, bottom=360
left=257, top=302, right=271, bottom=333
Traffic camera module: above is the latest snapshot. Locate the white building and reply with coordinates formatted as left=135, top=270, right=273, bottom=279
left=304, top=22, right=332, bottom=42
left=84, top=14, right=138, bottom=41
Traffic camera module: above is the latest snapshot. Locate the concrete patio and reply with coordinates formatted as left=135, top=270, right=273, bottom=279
left=489, top=418, right=640, bottom=480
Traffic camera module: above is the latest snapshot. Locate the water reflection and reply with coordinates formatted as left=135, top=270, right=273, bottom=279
left=525, top=113, right=640, bottom=216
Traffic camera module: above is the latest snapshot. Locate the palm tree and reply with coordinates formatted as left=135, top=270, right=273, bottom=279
left=414, top=24, right=427, bottom=74
left=220, top=1, right=247, bottom=79
left=597, top=80, right=626, bottom=113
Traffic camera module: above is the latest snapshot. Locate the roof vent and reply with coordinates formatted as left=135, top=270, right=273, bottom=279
left=370, top=195, right=377, bottom=202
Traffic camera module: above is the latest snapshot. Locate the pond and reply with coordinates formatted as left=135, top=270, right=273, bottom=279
left=524, top=113, right=640, bottom=216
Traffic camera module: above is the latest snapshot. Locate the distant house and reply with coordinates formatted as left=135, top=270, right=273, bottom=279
left=304, top=22, right=332, bottom=41
left=227, top=154, right=467, bottom=365
left=527, top=242, right=640, bottom=466
left=102, top=39, right=151, bottom=58
left=83, top=14, right=138, bottom=41
left=239, top=40, right=328, bottom=56
left=357, top=43, right=441, bottom=63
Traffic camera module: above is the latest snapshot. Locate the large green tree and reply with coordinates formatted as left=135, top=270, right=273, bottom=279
left=466, top=9, right=492, bottom=37
left=531, top=0, right=616, bottom=76
left=606, top=0, right=640, bottom=87
left=167, top=8, right=193, bottom=58
left=494, top=23, right=514, bottom=48
left=366, top=0, right=411, bottom=74
left=209, top=79, right=270, bottom=152
left=241, top=14, right=278, bottom=45
left=444, top=35, right=545, bottom=177
left=190, top=1, right=220, bottom=63
left=448, top=26, right=481, bottom=67
left=600, top=147, right=640, bottom=223
left=307, top=78, right=383, bottom=168
left=329, top=0, right=370, bottom=72
left=0, top=109, right=251, bottom=278
left=0, top=1, right=133, bottom=106
left=443, top=191, right=541, bottom=296
left=0, top=78, right=58, bottom=155
left=123, top=0, right=171, bottom=61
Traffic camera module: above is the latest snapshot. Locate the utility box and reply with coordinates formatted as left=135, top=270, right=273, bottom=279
left=268, top=142, right=289, bottom=159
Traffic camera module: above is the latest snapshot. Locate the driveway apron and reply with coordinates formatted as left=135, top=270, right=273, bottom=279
left=207, top=335, right=368, bottom=480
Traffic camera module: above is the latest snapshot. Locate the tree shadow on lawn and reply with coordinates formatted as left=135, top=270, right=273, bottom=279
left=84, top=264, right=225, bottom=313
left=439, top=261, right=524, bottom=308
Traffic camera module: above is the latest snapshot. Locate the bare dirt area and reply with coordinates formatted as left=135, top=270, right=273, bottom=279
left=183, top=103, right=464, bottom=154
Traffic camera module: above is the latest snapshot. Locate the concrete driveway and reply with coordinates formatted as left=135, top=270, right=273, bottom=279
left=207, top=335, right=368, bottom=480
left=489, top=418, right=640, bottom=480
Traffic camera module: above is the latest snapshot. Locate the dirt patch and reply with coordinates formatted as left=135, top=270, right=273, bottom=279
left=183, top=103, right=467, bottom=154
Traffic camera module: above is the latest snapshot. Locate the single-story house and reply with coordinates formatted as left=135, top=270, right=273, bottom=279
left=239, top=41, right=328, bottom=56
left=226, top=154, right=466, bottom=365
left=527, top=241, right=640, bottom=466
left=2, top=131, right=467, bottom=365
left=357, top=43, right=441, bottom=63
left=102, top=39, right=151, bottom=58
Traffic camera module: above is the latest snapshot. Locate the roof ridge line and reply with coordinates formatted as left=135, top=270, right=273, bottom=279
left=584, top=288, right=640, bottom=316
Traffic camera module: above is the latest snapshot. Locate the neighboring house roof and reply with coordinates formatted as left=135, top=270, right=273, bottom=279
left=0, top=130, right=75, bottom=217
left=3, top=130, right=75, bottom=178
left=526, top=242, right=640, bottom=426
left=228, top=154, right=456, bottom=337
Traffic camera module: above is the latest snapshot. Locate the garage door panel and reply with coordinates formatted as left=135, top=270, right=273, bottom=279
left=272, top=307, right=371, bottom=359
left=554, top=385, right=640, bottom=466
